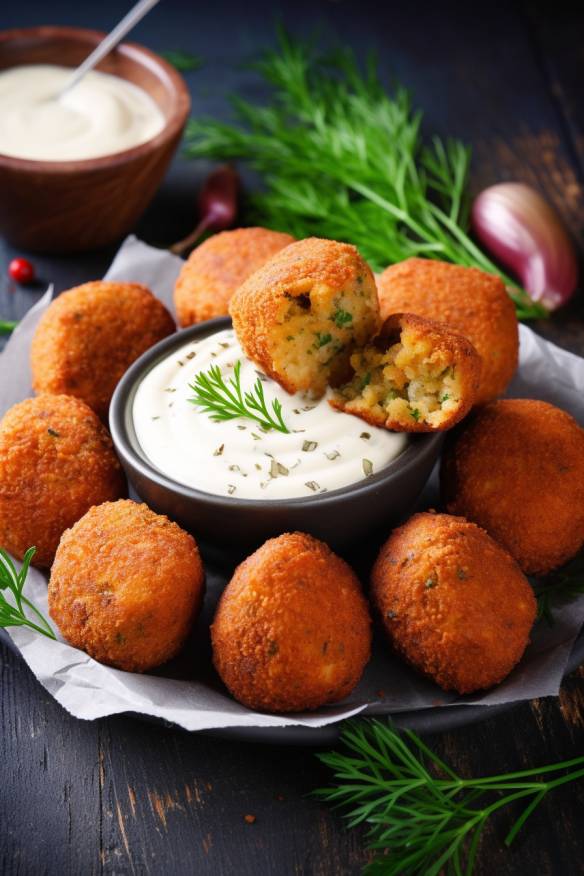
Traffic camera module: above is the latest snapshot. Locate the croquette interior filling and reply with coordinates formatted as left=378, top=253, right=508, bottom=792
left=335, top=328, right=463, bottom=427
left=270, top=278, right=378, bottom=395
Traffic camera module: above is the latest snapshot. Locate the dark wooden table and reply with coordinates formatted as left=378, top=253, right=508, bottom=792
left=1, top=2, right=584, bottom=874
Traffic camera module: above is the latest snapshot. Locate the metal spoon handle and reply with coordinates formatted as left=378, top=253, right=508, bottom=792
left=59, top=0, right=161, bottom=97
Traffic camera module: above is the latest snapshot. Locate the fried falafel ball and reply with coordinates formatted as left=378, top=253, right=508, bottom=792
left=31, top=281, right=175, bottom=420
left=229, top=238, right=380, bottom=396
left=371, top=512, right=536, bottom=694
left=330, top=313, right=481, bottom=432
left=211, top=532, right=371, bottom=713
left=49, top=500, right=204, bottom=672
left=377, top=259, right=518, bottom=404
left=441, top=399, right=584, bottom=575
left=0, top=395, right=126, bottom=567
left=174, top=227, right=296, bottom=327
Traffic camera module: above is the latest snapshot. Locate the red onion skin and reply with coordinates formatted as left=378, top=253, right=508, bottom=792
left=170, top=164, right=239, bottom=255
left=471, top=183, right=578, bottom=311
left=198, top=164, right=239, bottom=232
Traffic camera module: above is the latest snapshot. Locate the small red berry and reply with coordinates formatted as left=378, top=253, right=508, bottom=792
left=8, top=257, right=35, bottom=285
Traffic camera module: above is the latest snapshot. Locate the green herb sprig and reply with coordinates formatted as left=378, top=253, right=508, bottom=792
left=160, top=50, right=203, bottom=72
left=535, top=553, right=584, bottom=624
left=0, top=547, right=56, bottom=639
left=0, top=320, right=17, bottom=335
left=316, top=720, right=584, bottom=875
left=188, top=360, right=290, bottom=433
left=184, top=29, right=546, bottom=321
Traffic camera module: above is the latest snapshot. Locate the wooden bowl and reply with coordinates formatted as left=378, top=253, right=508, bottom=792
left=0, top=26, right=191, bottom=253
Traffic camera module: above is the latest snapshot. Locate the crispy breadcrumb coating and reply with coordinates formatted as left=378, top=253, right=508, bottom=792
left=211, top=532, right=371, bottom=713
left=377, top=258, right=518, bottom=404
left=229, top=237, right=380, bottom=396
left=330, top=313, right=480, bottom=432
left=31, top=281, right=175, bottom=419
left=0, top=395, right=126, bottom=567
left=441, top=399, right=584, bottom=575
left=174, top=227, right=295, bottom=326
left=371, top=512, right=536, bottom=694
left=49, top=500, right=204, bottom=672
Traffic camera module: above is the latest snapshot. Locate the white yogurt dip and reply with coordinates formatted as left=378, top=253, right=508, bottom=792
left=0, top=64, right=165, bottom=161
left=132, top=329, right=407, bottom=500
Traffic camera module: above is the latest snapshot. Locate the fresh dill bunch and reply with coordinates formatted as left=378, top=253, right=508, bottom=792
left=0, top=320, right=17, bottom=335
left=184, top=29, right=546, bottom=321
left=0, top=547, right=56, bottom=639
left=535, top=552, right=584, bottom=624
left=160, top=49, right=203, bottom=72
left=188, top=360, right=289, bottom=433
left=316, top=719, right=584, bottom=875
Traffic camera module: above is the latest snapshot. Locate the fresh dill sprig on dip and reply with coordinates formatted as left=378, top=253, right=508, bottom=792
left=316, top=720, right=584, bottom=875
left=0, top=547, right=56, bottom=639
left=184, top=29, right=546, bottom=321
left=188, top=360, right=290, bottom=433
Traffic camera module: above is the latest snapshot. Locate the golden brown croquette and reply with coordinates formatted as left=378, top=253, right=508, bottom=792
left=211, top=532, right=371, bottom=713
left=31, top=281, right=175, bottom=419
left=441, top=399, right=584, bottom=575
left=174, top=227, right=296, bottom=327
left=330, top=313, right=481, bottom=432
left=229, top=237, right=380, bottom=396
left=371, top=512, right=536, bottom=694
left=377, top=258, right=518, bottom=404
left=0, top=395, right=126, bottom=567
left=49, top=500, right=205, bottom=672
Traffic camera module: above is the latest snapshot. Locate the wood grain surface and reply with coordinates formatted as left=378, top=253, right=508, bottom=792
left=1, top=1, right=583, bottom=874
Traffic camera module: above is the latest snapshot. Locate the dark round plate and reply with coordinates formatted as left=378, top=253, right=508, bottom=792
left=2, top=627, right=582, bottom=745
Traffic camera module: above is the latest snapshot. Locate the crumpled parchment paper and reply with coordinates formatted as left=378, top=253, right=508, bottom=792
left=1, top=236, right=583, bottom=731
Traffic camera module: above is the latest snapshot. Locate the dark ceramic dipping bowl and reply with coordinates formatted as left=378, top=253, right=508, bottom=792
left=110, top=318, right=443, bottom=552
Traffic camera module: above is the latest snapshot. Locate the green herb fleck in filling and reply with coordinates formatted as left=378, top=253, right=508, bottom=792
left=314, top=332, right=332, bottom=349
left=331, top=308, right=353, bottom=328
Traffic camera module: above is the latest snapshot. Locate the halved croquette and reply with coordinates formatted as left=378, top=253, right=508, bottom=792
left=377, top=258, right=518, bottom=404
left=229, top=238, right=380, bottom=396
left=330, top=313, right=480, bottom=431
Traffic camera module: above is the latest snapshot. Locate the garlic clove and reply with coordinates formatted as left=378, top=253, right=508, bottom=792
left=471, top=183, right=578, bottom=311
